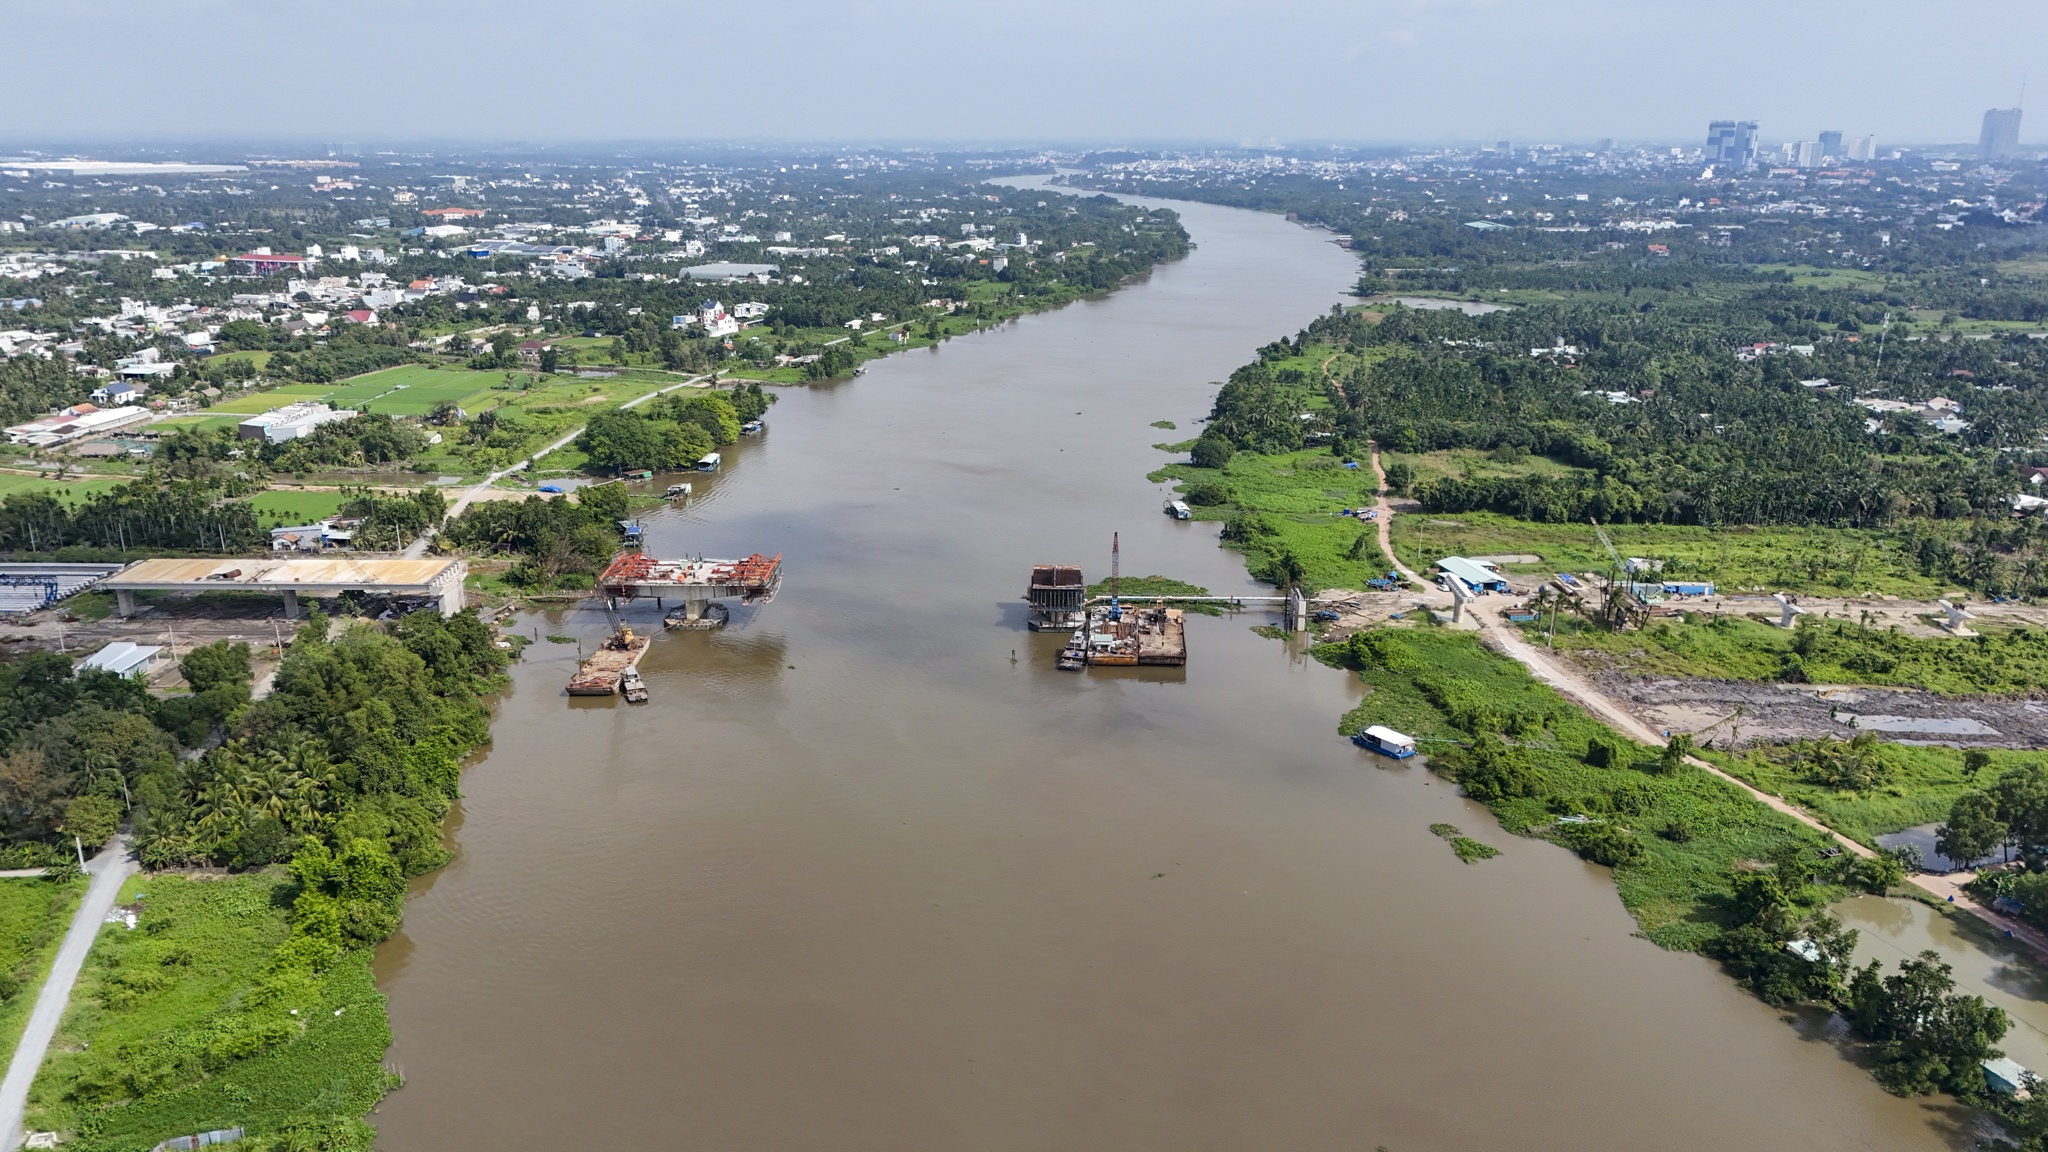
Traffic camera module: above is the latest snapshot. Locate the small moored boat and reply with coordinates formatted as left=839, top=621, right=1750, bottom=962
left=1351, top=725, right=1418, bottom=759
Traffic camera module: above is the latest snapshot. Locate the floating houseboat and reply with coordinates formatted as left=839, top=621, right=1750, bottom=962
left=1350, top=725, right=1417, bottom=759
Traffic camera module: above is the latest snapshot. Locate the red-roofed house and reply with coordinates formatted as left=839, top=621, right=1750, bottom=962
left=343, top=309, right=378, bottom=324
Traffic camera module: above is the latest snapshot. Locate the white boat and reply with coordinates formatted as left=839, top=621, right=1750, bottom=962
left=1163, top=499, right=1192, bottom=520
left=620, top=669, right=649, bottom=703
left=695, top=452, right=722, bottom=472
left=1351, top=725, right=1417, bottom=759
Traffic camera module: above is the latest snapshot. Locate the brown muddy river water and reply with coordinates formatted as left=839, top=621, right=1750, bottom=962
left=371, top=187, right=1974, bottom=1150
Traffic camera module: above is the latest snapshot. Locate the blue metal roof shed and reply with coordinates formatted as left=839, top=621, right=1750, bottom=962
left=1435, top=556, right=1510, bottom=592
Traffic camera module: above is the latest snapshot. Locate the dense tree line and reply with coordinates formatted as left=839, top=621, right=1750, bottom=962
left=1193, top=293, right=2048, bottom=529
left=573, top=388, right=764, bottom=475
left=0, top=475, right=264, bottom=554
left=439, top=481, right=629, bottom=588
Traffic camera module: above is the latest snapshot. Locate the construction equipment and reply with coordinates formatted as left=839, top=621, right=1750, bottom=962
left=1109, top=532, right=1122, bottom=621
left=1589, top=519, right=1643, bottom=630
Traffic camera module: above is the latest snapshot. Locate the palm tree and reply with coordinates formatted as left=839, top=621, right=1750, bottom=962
left=82, top=751, right=129, bottom=812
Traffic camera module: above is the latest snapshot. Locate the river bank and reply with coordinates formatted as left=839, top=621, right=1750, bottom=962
left=1154, top=243, right=2048, bottom=1132
left=359, top=183, right=1965, bottom=1151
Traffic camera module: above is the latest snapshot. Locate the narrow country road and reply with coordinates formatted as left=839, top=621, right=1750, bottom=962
left=1366, top=443, right=1430, bottom=589
left=0, top=836, right=137, bottom=1152
left=1356, top=453, right=2048, bottom=961
left=400, top=374, right=711, bottom=559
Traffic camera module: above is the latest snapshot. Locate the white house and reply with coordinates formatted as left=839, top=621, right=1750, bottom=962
left=89, top=380, right=146, bottom=405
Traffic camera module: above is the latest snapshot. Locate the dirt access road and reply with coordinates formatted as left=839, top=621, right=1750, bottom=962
left=400, top=373, right=712, bottom=559
left=1359, top=444, right=2048, bottom=959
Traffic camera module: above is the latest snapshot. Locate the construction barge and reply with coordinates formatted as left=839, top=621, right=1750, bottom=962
left=567, top=626, right=651, bottom=696
left=1059, top=602, right=1186, bottom=669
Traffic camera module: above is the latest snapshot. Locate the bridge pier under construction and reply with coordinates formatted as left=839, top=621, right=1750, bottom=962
left=598, top=552, right=783, bottom=615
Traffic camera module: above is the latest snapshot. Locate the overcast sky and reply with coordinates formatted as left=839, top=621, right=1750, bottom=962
left=6, top=0, right=2041, bottom=149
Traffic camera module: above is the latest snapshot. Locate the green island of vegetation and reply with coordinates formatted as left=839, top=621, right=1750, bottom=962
left=1427, top=823, right=1499, bottom=863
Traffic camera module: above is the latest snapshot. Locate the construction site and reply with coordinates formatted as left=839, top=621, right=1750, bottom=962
left=561, top=549, right=786, bottom=700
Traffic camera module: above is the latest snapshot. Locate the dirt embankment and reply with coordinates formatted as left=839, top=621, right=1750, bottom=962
left=1597, top=672, right=2048, bottom=750
left=1311, top=589, right=1434, bottom=640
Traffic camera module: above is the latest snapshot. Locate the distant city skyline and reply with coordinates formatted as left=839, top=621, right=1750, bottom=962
left=0, top=0, right=2041, bottom=147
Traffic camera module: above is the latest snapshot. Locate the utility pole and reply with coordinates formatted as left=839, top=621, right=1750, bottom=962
left=1871, top=311, right=1891, bottom=387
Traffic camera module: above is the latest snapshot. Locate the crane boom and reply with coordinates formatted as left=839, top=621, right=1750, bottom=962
left=1591, top=518, right=1622, bottom=567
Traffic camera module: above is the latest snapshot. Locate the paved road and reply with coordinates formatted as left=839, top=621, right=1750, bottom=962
left=400, top=374, right=711, bottom=560
left=0, top=836, right=136, bottom=1152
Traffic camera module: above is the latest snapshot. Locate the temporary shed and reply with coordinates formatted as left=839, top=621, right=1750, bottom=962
left=78, top=641, right=163, bottom=679
left=1434, top=556, right=1509, bottom=593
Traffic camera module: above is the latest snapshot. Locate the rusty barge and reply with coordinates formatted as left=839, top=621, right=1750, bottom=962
left=1061, top=602, right=1187, bottom=669
left=567, top=626, right=652, bottom=696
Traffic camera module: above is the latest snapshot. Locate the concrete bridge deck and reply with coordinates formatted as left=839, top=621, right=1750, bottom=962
left=99, top=556, right=467, bottom=618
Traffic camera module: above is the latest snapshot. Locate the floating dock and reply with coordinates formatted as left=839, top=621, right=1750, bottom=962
left=568, top=626, right=651, bottom=696
left=1060, top=602, right=1186, bottom=668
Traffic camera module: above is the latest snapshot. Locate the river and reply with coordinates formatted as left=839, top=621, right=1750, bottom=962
left=370, top=188, right=1973, bottom=1150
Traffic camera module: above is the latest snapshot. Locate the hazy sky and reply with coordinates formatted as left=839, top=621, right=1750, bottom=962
left=7, top=0, right=2042, bottom=148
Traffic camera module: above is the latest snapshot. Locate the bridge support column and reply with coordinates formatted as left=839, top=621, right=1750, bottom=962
left=114, top=589, right=136, bottom=618
left=281, top=589, right=300, bottom=620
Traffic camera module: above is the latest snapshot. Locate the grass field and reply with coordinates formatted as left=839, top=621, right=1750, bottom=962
left=0, top=474, right=129, bottom=504
left=203, top=384, right=333, bottom=416
left=1701, top=743, right=2014, bottom=848
left=1325, top=626, right=1835, bottom=949
left=243, top=489, right=353, bottom=526
left=1388, top=510, right=1955, bottom=597
left=319, top=365, right=505, bottom=416
left=1384, top=447, right=1591, bottom=488
left=1533, top=611, right=2048, bottom=696
left=1151, top=448, right=1403, bottom=591
left=25, top=873, right=395, bottom=1151
left=0, top=878, right=85, bottom=1063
